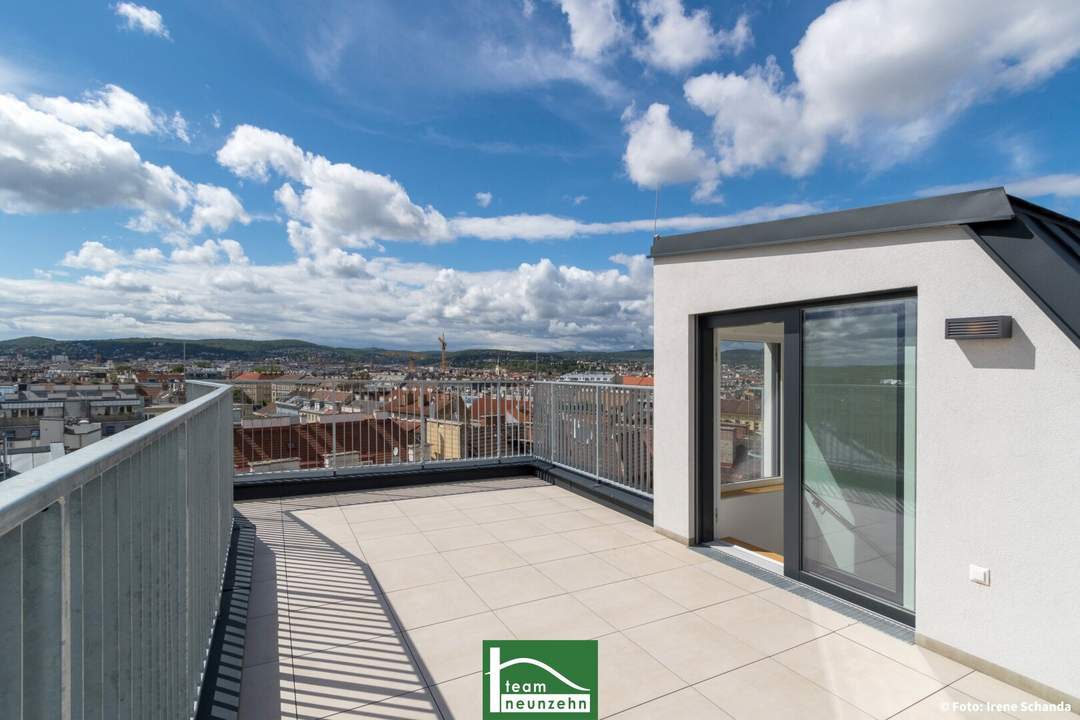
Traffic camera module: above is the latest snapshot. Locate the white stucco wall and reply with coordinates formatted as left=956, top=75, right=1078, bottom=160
left=652, top=226, right=1080, bottom=698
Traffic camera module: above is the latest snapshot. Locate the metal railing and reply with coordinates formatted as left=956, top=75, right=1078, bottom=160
left=532, top=382, right=654, bottom=497
left=0, top=380, right=233, bottom=719
left=232, top=380, right=654, bottom=498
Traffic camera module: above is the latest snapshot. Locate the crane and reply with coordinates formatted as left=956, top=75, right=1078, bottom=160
left=438, top=333, right=447, bottom=374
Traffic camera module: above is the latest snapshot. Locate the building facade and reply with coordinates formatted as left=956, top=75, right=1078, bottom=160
left=651, top=188, right=1080, bottom=704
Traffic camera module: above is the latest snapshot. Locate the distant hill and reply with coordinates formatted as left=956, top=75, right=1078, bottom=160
left=0, top=336, right=653, bottom=367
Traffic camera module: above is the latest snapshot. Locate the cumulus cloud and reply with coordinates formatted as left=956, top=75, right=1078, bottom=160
left=475, top=191, right=493, bottom=208
left=62, top=241, right=123, bottom=272
left=685, top=58, right=825, bottom=177
left=28, top=84, right=156, bottom=136
left=2, top=237, right=661, bottom=349
left=634, top=0, right=750, bottom=73
left=559, top=0, right=626, bottom=61
left=219, top=124, right=453, bottom=254
left=682, top=0, right=1080, bottom=177
left=114, top=2, right=170, bottom=39
left=0, top=90, right=244, bottom=238
left=188, top=184, right=250, bottom=235
left=622, top=103, right=719, bottom=201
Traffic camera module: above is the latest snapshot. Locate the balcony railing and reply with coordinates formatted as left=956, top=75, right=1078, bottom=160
left=232, top=380, right=654, bottom=497
left=0, top=380, right=233, bottom=719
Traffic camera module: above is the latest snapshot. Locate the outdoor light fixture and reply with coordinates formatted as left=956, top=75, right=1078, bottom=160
left=945, top=316, right=1013, bottom=340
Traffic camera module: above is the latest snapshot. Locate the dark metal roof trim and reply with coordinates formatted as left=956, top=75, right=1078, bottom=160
left=649, top=187, right=1014, bottom=259
left=966, top=198, right=1080, bottom=350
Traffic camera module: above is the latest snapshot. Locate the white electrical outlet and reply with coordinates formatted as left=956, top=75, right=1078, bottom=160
left=969, top=564, right=991, bottom=586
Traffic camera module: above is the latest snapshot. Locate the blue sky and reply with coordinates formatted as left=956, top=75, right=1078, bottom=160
left=1, top=1, right=1078, bottom=350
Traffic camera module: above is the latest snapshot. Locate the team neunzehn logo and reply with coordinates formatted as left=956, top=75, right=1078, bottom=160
left=482, top=640, right=598, bottom=719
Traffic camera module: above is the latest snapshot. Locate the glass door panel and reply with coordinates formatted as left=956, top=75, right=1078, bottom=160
left=713, top=323, right=784, bottom=563
left=801, top=297, right=916, bottom=608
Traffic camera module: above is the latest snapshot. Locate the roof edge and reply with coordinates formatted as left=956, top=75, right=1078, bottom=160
left=650, top=187, right=1014, bottom=259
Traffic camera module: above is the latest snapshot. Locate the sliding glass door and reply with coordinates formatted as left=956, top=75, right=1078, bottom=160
left=801, top=297, right=916, bottom=610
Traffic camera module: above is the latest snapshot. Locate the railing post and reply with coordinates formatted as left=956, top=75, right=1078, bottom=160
left=496, top=380, right=502, bottom=460
left=594, top=385, right=600, bottom=479
left=418, top=381, right=427, bottom=463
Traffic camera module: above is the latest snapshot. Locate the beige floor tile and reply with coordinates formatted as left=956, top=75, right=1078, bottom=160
left=643, top=538, right=710, bottom=565
left=696, top=658, right=873, bottom=720
left=506, top=533, right=588, bottom=563
left=756, top=586, right=858, bottom=630
left=340, top=502, right=406, bottom=523
left=555, top=494, right=602, bottom=511
left=509, top=498, right=575, bottom=517
left=534, top=553, right=629, bottom=592
left=580, top=506, right=634, bottom=525
left=423, top=524, right=499, bottom=552
left=444, top=490, right=509, bottom=509
left=608, top=687, right=732, bottom=719
left=534, top=510, right=606, bottom=533
left=348, top=517, right=419, bottom=542
left=287, top=632, right=425, bottom=718
left=327, top=687, right=442, bottom=719
left=951, top=672, right=1074, bottom=718
left=405, top=611, right=513, bottom=686
left=465, top=565, right=564, bottom=609
left=694, top=558, right=774, bottom=592
left=394, top=496, right=457, bottom=517
left=383, top=578, right=488, bottom=630
left=495, top=593, right=614, bottom=640
left=461, top=503, right=526, bottom=524
left=574, top=579, right=685, bottom=630
left=839, top=622, right=972, bottom=683
left=360, top=532, right=437, bottom=563
left=563, top=525, right=643, bottom=552
left=595, top=543, right=686, bottom=577
left=893, top=687, right=1013, bottom=719
left=369, top=553, right=459, bottom=593
left=608, top=520, right=660, bottom=543
left=481, top=517, right=552, bottom=542
left=637, top=565, right=746, bottom=610
left=291, top=506, right=347, bottom=524
left=430, top=672, right=481, bottom=720
left=775, top=634, right=943, bottom=719
left=406, top=509, right=474, bottom=532
left=442, top=543, right=527, bottom=577
left=597, top=632, right=686, bottom=717
left=283, top=597, right=399, bottom=656
left=624, top=613, right=763, bottom=684
left=696, top=594, right=831, bottom=655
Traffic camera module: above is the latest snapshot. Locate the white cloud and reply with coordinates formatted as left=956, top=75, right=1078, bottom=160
left=0, top=94, right=190, bottom=213
left=211, top=111, right=221, bottom=129
left=0, top=90, right=245, bottom=237
left=169, top=111, right=190, bottom=143
left=114, top=2, right=170, bottom=39
left=685, top=57, right=825, bottom=177
left=133, top=247, right=165, bottom=263
left=559, top=0, right=626, bottom=61
left=522, top=0, right=536, bottom=19
left=475, top=191, right=493, bottom=208
left=634, top=0, right=750, bottom=73
left=622, top=103, right=719, bottom=201
left=189, top=184, right=250, bottom=235
left=682, top=0, right=1080, bottom=178
left=28, top=85, right=157, bottom=136
left=219, top=124, right=452, bottom=254
left=447, top=202, right=818, bottom=241
left=61, top=241, right=123, bottom=272
left=2, top=239, right=660, bottom=350
left=573, top=195, right=588, bottom=205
